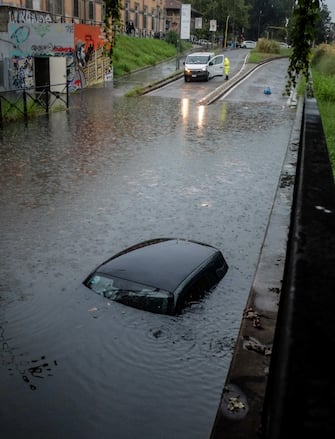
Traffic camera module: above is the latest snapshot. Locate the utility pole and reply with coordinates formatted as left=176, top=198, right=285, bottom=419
left=224, top=15, right=230, bottom=48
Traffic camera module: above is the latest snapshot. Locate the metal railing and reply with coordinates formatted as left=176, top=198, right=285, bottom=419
left=0, top=83, right=69, bottom=128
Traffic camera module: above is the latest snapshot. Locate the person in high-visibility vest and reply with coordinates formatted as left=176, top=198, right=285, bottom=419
left=224, top=57, right=230, bottom=80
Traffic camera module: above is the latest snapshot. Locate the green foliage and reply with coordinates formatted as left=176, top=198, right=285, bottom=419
left=310, top=45, right=335, bottom=174
left=165, top=30, right=179, bottom=47
left=257, top=39, right=280, bottom=54
left=102, top=0, right=122, bottom=60
left=286, top=0, right=321, bottom=95
left=246, top=0, right=293, bottom=40
left=296, top=76, right=307, bottom=96
left=312, top=44, right=335, bottom=76
left=191, top=0, right=249, bottom=40
left=312, top=71, right=335, bottom=101
left=316, top=98, right=335, bottom=173
left=104, top=0, right=121, bottom=20
left=247, top=41, right=288, bottom=63
left=112, top=36, right=177, bottom=77
left=314, top=3, right=332, bottom=44
left=1, top=98, right=62, bottom=123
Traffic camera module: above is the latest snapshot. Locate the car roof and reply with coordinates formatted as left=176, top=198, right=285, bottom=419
left=95, top=238, right=221, bottom=293
left=187, top=52, right=215, bottom=57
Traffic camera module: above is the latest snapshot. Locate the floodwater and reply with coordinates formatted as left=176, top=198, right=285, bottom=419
left=0, top=60, right=296, bottom=439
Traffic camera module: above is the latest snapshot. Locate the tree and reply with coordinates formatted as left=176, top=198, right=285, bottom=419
left=103, top=0, right=122, bottom=58
left=191, top=0, right=249, bottom=42
left=286, top=0, right=323, bottom=94
left=314, top=4, right=332, bottom=44
left=246, top=0, right=294, bottom=40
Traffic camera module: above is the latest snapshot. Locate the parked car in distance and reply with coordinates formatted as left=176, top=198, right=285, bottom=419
left=198, top=39, right=210, bottom=46
left=183, top=52, right=224, bottom=82
left=240, top=40, right=257, bottom=49
left=83, top=238, right=228, bottom=315
left=279, top=42, right=290, bottom=48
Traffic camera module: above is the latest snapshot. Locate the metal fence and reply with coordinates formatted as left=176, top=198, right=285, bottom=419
left=0, top=83, right=69, bottom=128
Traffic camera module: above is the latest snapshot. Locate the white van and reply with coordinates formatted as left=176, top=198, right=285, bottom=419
left=183, top=52, right=224, bottom=82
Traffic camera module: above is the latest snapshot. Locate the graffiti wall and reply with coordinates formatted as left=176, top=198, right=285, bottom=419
left=74, top=24, right=104, bottom=68
left=11, top=56, right=34, bottom=89
left=6, top=22, right=107, bottom=90
left=8, top=22, right=74, bottom=57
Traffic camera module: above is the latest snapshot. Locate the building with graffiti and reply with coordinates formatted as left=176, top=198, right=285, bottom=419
left=0, top=2, right=109, bottom=91
left=0, top=0, right=201, bottom=91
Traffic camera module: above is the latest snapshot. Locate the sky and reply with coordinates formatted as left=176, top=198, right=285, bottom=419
left=325, top=0, right=335, bottom=20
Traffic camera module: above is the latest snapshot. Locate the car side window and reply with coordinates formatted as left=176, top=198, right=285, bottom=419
left=212, top=56, right=223, bottom=65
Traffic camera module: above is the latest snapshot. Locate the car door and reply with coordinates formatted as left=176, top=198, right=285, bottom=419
left=208, top=55, right=224, bottom=79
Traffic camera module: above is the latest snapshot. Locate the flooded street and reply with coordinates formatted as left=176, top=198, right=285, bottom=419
left=0, top=60, right=296, bottom=439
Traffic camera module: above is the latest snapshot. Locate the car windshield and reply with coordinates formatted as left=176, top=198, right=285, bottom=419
left=85, top=274, right=174, bottom=314
left=186, top=55, right=209, bottom=64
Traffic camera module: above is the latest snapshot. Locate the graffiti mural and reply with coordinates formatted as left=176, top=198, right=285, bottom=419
left=70, top=24, right=106, bottom=89
left=74, top=24, right=104, bottom=66
left=8, top=23, right=74, bottom=57
left=4, top=22, right=108, bottom=91
left=11, top=56, right=34, bottom=89
left=8, top=9, right=53, bottom=25
left=67, top=56, right=85, bottom=91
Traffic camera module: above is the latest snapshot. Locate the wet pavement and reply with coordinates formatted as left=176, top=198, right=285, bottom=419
left=107, top=56, right=184, bottom=96
left=0, top=57, right=296, bottom=438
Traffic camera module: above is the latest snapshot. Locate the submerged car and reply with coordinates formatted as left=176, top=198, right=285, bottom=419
left=183, top=52, right=224, bottom=82
left=84, top=238, right=228, bottom=315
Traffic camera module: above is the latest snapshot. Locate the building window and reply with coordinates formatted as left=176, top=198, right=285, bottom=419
left=26, top=0, right=33, bottom=8
left=73, top=0, right=79, bottom=17
left=151, top=9, right=155, bottom=31
left=47, top=0, right=63, bottom=14
left=143, top=6, right=147, bottom=29
left=134, top=3, right=139, bottom=29
left=55, top=0, right=63, bottom=15
left=88, top=1, right=94, bottom=20
left=156, top=6, right=160, bottom=32
left=125, top=2, right=129, bottom=25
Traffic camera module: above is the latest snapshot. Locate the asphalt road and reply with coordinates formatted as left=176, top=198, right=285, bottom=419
left=147, top=48, right=249, bottom=100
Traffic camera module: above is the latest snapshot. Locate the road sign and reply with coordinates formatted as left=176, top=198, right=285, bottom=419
left=180, top=4, right=191, bottom=39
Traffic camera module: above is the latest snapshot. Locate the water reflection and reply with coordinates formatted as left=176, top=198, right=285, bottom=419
left=180, top=98, right=206, bottom=129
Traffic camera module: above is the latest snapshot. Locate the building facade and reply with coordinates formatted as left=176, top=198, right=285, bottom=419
left=120, top=0, right=201, bottom=38
left=0, top=0, right=201, bottom=91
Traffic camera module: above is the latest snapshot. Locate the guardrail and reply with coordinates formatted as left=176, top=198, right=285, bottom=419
left=0, top=83, right=69, bottom=128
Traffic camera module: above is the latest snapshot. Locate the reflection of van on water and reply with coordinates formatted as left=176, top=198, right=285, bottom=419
left=183, top=52, right=224, bottom=82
